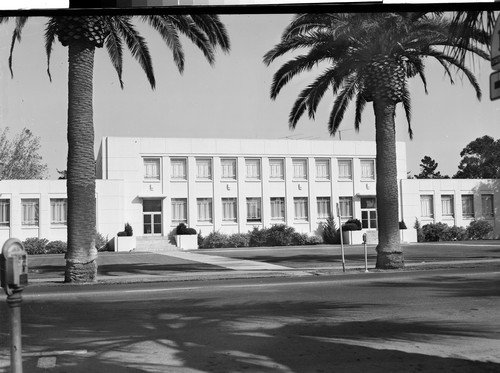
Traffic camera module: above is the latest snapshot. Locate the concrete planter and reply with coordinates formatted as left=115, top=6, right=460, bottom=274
left=175, top=234, right=198, bottom=250
left=342, top=230, right=363, bottom=245
left=116, top=236, right=136, bottom=252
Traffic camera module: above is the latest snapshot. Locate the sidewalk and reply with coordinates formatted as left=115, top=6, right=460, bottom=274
left=27, top=248, right=500, bottom=285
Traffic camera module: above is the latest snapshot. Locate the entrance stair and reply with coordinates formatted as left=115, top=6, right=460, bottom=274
left=134, top=236, right=179, bottom=252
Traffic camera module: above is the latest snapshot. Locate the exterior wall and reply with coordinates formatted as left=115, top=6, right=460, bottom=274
left=0, top=179, right=125, bottom=243
left=97, top=137, right=408, bottom=241
left=400, top=179, right=500, bottom=240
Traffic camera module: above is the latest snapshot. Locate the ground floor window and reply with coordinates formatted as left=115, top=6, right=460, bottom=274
left=197, top=198, right=213, bottom=223
left=461, top=194, right=474, bottom=218
left=338, top=197, right=353, bottom=220
left=50, top=199, right=67, bottom=225
left=171, top=198, right=187, bottom=224
left=222, top=198, right=237, bottom=222
left=246, top=198, right=261, bottom=222
left=361, top=197, right=377, bottom=229
left=482, top=194, right=494, bottom=218
left=22, top=199, right=39, bottom=226
left=0, top=199, right=10, bottom=227
left=420, top=195, right=434, bottom=218
left=270, top=197, right=285, bottom=221
left=441, top=195, right=454, bottom=217
left=294, top=197, right=308, bottom=221
left=316, top=197, right=331, bottom=219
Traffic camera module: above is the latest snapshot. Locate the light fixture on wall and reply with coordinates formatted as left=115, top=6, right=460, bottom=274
left=149, top=184, right=154, bottom=191
left=298, top=184, right=302, bottom=190
left=226, top=184, right=231, bottom=191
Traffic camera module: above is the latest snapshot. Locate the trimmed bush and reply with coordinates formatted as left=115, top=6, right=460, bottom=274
left=45, top=240, right=67, bottom=254
left=176, top=223, right=197, bottom=235
left=117, top=223, right=133, bottom=237
left=421, top=222, right=449, bottom=242
left=201, top=231, right=229, bottom=248
left=305, top=235, right=323, bottom=245
left=249, top=227, right=269, bottom=247
left=399, top=221, right=407, bottom=230
left=343, top=218, right=362, bottom=231
left=266, top=224, right=296, bottom=246
left=96, top=232, right=110, bottom=251
left=414, top=218, right=424, bottom=243
left=442, top=225, right=468, bottom=241
left=466, top=220, right=493, bottom=240
left=23, top=237, right=49, bottom=255
left=291, top=232, right=308, bottom=246
left=227, top=233, right=250, bottom=248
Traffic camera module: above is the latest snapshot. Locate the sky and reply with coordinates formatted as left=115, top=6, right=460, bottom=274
left=1, top=10, right=500, bottom=179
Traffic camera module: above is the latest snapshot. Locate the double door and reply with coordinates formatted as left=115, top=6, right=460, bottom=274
left=143, top=199, right=162, bottom=235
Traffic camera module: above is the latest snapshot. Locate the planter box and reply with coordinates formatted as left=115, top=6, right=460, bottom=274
left=342, top=230, right=364, bottom=245
left=175, top=235, right=198, bottom=250
left=116, top=236, right=136, bottom=252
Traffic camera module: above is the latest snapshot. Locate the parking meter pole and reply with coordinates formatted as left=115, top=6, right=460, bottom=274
left=364, top=242, right=368, bottom=273
left=6, top=287, right=23, bottom=373
left=339, top=225, right=346, bottom=273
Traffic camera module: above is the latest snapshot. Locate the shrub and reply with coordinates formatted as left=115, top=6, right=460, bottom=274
left=442, top=225, right=468, bottom=241
left=421, top=222, right=449, bottom=242
left=266, top=224, right=296, bottom=246
left=248, top=227, right=269, bottom=247
left=197, top=231, right=205, bottom=247
left=117, top=223, right=133, bottom=237
left=322, top=216, right=341, bottom=244
left=305, top=235, right=323, bottom=245
left=466, top=220, right=493, bottom=240
left=343, top=218, right=362, bottom=231
left=399, top=220, right=407, bottom=230
left=23, top=237, right=49, bottom=255
left=227, top=233, right=250, bottom=248
left=176, top=223, right=197, bottom=235
left=201, top=231, right=229, bottom=248
left=45, top=240, right=67, bottom=254
left=414, top=218, right=424, bottom=242
left=95, top=232, right=110, bottom=251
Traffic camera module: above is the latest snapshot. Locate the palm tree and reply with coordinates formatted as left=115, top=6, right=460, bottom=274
left=263, top=12, right=488, bottom=269
left=3, top=15, right=230, bottom=282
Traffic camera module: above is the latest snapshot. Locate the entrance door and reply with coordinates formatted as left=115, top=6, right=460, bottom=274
left=361, top=197, right=377, bottom=229
left=143, top=199, right=162, bottom=235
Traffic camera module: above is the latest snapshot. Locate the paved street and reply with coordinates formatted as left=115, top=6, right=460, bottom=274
left=1, top=266, right=499, bottom=372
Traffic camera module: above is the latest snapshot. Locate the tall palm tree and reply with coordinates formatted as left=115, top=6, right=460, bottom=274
left=3, top=14, right=230, bottom=282
left=263, top=12, right=488, bottom=269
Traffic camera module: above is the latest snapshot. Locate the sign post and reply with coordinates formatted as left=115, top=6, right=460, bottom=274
left=336, top=203, right=346, bottom=273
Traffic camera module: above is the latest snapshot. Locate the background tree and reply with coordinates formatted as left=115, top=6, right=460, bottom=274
left=454, top=135, right=500, bottom=178
left=264, top=12, right=488, bottom=269
left=415, top=156, right=449, bottom=179
left=0, top=127, right=48, bottom=179
left=4, top=15, right=230, bottom=283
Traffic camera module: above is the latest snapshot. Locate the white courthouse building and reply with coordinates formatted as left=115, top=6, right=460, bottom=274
left=0, top=136, right=498, bottom=246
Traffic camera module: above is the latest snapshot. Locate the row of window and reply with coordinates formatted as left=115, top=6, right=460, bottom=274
left=144, top=157, right=375, bottom=182
left=166, top=196, right=356, bottom=224
left=420, top=194, right=495, bottom=219
left=0, top=199, right=67, bottom=227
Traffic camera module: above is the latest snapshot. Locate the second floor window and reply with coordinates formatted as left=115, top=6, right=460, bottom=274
left=22, top=199, right=39, bottom=226
left=269, top=159, right=284, bottom=180
left=482, top=194, right=494, bottom=218
left=360, top=159, right=375, bottom=180
left=315, top=159, right=330, bottom=180
left=293, top=158, right=307, bottom=180
left=0, top=199, right=10, bottom=227
left=441, top=195, right=454, bottom=217
left=245, top=159, right=261, bottom=180
left=462, top=195, right=474, bottom=218
left=338, top=159, right=352, bottom=180
left=221, top=158, right=236, bottom=179
left=51, top=199, right=67, bottom=225
left=171, top=158, right=187, bottom=180
left=196, top=158, right=212, bottom=180
left=420, top=195, right=434, bottom=218
left=144, top=158, right=160, bottom=181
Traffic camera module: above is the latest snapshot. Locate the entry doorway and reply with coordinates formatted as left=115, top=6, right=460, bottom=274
left=143, top=199, right=162, bottom=235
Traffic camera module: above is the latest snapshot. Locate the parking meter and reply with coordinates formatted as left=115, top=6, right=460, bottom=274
left=362, top=233, right=367, bottom=244
left=1, top=238, right=28, bottom=295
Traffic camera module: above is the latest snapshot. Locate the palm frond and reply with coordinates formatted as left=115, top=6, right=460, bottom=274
left=328, top=75, right=358, bottom=136
left=8, top=16, right=29, bottom=77
left=354, top=92, right=367, bottom=131
left=105, top=17, right=125, bottom=89
left=401, top=82, right=413, bottom=139
left=44, top=18, right=57, bottom=82
left=190, top=14, right=230, bottom=52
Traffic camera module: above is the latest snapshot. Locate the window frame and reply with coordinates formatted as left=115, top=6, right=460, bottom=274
left=196, top=158, right=212, bottom=180
left=270, top=197, right=286, bottom=221
left=338, top=159, right=352, bottom=180
left=420, top=195, right=434, bottom=218
left=222, top=198, right=237, bottom=223
left=292, top=158, right=308, bottom=180
left=50, top=198, right=67, bottom=225
left=269, top=158, right=285, bottom=180
left=143, top=157, right=161, bottom=181
left=316, top=197, right=331, bottom=219
left=360, top=159, right=375, bottom=180
left=293, top=197, right=309, bottom=221
left=0, top=199, right=10, bottom=227
left=170, top=158, right=187, bottom=180
left=171, top=198, right=187, bottom=224
left=315, top=158, right=330, bottom=180
left=246, top=197, right=262, bottom=222
left=461, top=194, right=475, bottom=219
left=197, top=198, right=213, bottom=223
left=441, top=194, right=454, bottom=218
left=221, top=158, right=237, bottom=180
left=21, top=198, right=39, bottom=226
left=245, top=159, right=261, bottom=181
left=481, top=194, right=494, bottom=218
left=338, top=197, right=353, bottom=220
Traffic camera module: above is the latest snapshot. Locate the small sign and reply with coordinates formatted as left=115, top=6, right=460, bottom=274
left=490, top=71, right=500, bottom=101
left=492, top=16, right=500, bottom=70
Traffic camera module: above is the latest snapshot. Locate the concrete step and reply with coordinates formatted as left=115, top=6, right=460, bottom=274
left=135, top=236, right=179, bottom=252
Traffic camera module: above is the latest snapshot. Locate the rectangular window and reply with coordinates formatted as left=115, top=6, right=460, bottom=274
left=338, top=159, right=352, bottom=180
left=197, top=198, right=213, bottom=223
left=222, top=198, right=237, bottom=222
left=420, top=195, right=434, bottom=218
left=196, top=158, right=212, bottom=180
left=294, top=197, right=308, bottom=221
left=461, top=195, right=474, bottom=218
left=270, top=197, right=285, bottom=221
left=171, top=158, right=187, bottom=180
left=171, top=198, right=187, bottom=223
left=441, top=195, right=454, bottom=217
left=144, top=158, right=160, bottom=181
left=339, top=197, right=353, bottom=219
left=0, top=199, right=10, bottom=227
left=245, top=159, right=261, bottom=180
left=481, top=194, right=494, bottom=218
left=292, top=158, right=308, bottom=180
left=50, top=199, right=67, bottom=225
left=221, top=158, right=237, bottom=180
left=22, top=198, right=39, bottom=226
left=246, top=198, right=261, bottom=222
left=269, top=159, right=284, bottom=180
left=315, top=159, right=330, bottom=180
left=360, top=159, right=375, bottom=180
left=317, top=197, right=331, bottom=219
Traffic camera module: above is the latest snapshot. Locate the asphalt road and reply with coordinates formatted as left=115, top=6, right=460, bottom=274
left=1, top=266, right=499, bottom=372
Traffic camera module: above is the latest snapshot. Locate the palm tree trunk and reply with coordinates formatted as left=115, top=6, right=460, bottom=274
left=373, top=99, right=404, bottom=269
left=64, top=41, right=98, bottom=283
